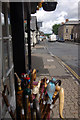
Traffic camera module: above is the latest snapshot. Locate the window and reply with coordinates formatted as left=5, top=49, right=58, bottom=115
left=66, top=29, right=68, bottom=33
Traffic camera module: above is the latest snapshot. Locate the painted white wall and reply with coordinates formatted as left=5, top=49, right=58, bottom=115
left=33, top=31, right=37, bottom=44
left=25, top=31, right=37, bottom=46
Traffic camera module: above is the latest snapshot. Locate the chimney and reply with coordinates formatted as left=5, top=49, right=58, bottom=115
left=61, top=22, right=64, bottom=24
left=66, top=19, right=69, bottom=22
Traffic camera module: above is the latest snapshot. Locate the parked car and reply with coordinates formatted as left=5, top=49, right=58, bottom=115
left=58, top=38, right=65, bottom=42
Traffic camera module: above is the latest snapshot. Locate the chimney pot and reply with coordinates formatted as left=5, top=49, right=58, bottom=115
left=61, top=22, right=64, bottom=24
left=66, top=19, right=69, bottom=22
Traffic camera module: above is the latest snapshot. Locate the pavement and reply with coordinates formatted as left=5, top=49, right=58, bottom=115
left=30, top=41, right=79, bottom=119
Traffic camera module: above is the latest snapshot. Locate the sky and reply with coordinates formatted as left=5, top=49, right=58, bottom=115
left=32, top=0, right=80, bottom=34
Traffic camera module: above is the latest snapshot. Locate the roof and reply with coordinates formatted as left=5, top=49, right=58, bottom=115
left=65, top=21, right=79, bottom=25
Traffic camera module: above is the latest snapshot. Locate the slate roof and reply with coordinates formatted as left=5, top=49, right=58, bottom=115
left=65, top=21, right=79, bottom=25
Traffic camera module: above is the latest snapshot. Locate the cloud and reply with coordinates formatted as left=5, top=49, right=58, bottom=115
left=33, top=0, right=79, bottom=33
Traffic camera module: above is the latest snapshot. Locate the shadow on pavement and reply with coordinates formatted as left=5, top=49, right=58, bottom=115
left=31, top=55, right=49, bottom=76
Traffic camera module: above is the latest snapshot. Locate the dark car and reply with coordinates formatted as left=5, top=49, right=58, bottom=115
left=58, top=38, right=65, bottom=42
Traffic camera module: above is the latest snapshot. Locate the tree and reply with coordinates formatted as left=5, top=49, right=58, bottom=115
left=44, top=34, right=51, bottom=38
left=52, top=24, right=60, bottom=35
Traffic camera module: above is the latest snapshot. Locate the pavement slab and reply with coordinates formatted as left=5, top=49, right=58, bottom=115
left=28, top=43, right=79, bottom=118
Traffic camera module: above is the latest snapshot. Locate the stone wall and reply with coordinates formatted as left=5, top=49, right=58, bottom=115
left=73, top=24, right=80, bottom=43
left=58, top=23, right=79, bottom=42
left=63, top=25, right=74, bottom=40
left=58, top=25, right=64, bottom=40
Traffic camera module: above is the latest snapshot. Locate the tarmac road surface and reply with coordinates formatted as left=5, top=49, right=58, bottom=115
left=44, top=40, right=80, bottom=80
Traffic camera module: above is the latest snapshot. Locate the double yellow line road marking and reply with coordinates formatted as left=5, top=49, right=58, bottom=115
left=54, top=55, right=80, bottom=81
left=62, top=62, right=80, bottom=81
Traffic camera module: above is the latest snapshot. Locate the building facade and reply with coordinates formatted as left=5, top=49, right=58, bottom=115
left=72, top=23, right=80, bottom=43
left=25, top=16, right=41, bottom=46
left=58, top=20, right=79, bottom=41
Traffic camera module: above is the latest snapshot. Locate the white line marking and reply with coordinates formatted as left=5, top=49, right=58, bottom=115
left=47, top=59, right=54, bottom=62
left=62, top=61, right=65, bottom=64
left=61, top=64, right=64, bottom=67
left=66, top=70, right=70, bottom=73
left=65, top=68, right=67, bottom=70
left=70, top=74, right=73, bottom=77
left=75, top=81, right=79, bottom=85
left=72, top=77, right=75, bottom=79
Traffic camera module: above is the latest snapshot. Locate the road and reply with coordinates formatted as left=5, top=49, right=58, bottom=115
left=43, top=40, right=80, bottom=79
